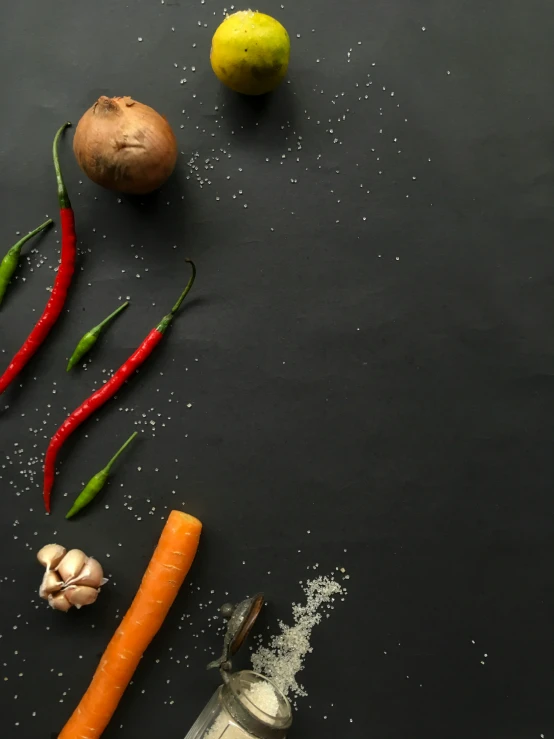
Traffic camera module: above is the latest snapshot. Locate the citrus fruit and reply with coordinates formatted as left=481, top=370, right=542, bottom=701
left=210, top=10, right=291, bottom=96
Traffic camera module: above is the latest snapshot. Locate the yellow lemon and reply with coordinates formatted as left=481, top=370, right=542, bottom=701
left=210, top=10, right=291, bottom=96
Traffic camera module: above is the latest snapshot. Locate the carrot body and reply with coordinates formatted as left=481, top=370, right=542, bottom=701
left=58, top=510, right=202, bottom=739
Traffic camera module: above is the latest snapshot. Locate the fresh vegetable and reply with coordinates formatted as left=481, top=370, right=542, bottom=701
left=37, top=543, right=66, bottom=570
left=65, top=585, right=99, bottom=607
left=73, top=96, right=178, bottom=194
left=57, top=549, right=87, bottom=581
left=49, top=592, right=72, bottom=612
left=0, top=123, right=76, bottom=397
left=43, top=260, right=196, bottom=512
left=37, top=546, right=107, bottom=611
left=65, top=431, right=138, bottom=518
left=66, top=300, right=129, bottom=371
left=210, top=11, right=291, bottom=95
left=0, top=218, right=53, bottom=307
left=63, top=557, right=105, bottom=588
left=39, top=570, right=63, bottom=599
left=58, top=510, right=202, bottom=739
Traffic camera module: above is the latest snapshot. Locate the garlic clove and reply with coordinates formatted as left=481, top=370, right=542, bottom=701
left=39, top=570, right=63, bottom=599
left=57, top=549, right=87, bottom=582
left=63, top=557, right=105, bottom=589
left=37, top=544, right=67, bottom=571
left=64, top=585, right=99, bottom=608
left=48, top=592, right=72, bottom=612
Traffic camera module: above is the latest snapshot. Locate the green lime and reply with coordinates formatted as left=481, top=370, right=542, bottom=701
left=210, top=10, right=291, bottom=96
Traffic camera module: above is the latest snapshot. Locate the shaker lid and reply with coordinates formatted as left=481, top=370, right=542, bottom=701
left=208, top=593, right=264, bottom=673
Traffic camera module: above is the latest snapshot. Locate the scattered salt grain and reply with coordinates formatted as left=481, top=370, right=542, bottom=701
left=251, top=575, right=345, bottom=698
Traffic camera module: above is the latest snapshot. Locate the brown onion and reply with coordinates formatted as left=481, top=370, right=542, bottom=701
left=73, top=96, right=178, bottom=195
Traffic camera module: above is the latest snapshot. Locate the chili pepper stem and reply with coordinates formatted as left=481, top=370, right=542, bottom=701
left=104, top=431, right=138, bottom=473
left=94, top=301, right=129, bottom=333
left=156, top=259, right=197, bottom=333
left=53, top=122, right=72, bottom=210
left=170, top=259, right=196, bottom=315
left=8, top=219, right=53, bottom=256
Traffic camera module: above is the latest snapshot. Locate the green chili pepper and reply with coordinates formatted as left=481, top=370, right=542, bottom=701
left=65, top=431, right=138, bottom=519
left=0, top=219, right=53, bottom=307
left=66, top=301, right=129, bottom=371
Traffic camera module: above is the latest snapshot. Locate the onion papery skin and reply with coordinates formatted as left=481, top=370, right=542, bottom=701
left=73, top=96, right=178, bottom=195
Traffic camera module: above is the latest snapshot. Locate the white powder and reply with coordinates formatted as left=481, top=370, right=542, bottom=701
left=251, top=575, right=345, bottom=699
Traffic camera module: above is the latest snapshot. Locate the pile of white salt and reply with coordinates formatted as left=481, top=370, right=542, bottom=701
left=203, top=573, right=346, bottom=737
left=204, top=680, right=281, bottom=738
left=251, top=575, right=345, bottom=699
left=241, top=679, right=280, bottom=722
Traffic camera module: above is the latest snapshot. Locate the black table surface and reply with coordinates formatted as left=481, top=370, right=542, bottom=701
left=1, top=1, right=553, bottom=737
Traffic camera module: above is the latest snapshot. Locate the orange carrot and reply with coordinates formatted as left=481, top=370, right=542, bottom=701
left=58, top=510, right=202, bottom=739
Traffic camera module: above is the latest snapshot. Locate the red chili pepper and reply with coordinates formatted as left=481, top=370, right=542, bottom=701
left=43, top=259, right=196, bottom=513
left=0, top=123, right=76, bottom=397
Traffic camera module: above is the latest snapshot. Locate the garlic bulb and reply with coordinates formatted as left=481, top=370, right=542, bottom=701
left=64, top=557, right=106, bottom=589
left=39, top=570, right=63, bottom=599
left=37, top=544, right=66, bottom=571
left=38, top=545, right=105, bottom=612
left=48, top=592, right=72, bottom=612
left=57, top=549, right=87, bottom=582
left=65, top=585, right=99, bottom=608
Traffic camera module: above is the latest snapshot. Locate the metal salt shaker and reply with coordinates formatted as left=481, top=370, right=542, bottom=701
left=184, top=594, right=293, bottom=739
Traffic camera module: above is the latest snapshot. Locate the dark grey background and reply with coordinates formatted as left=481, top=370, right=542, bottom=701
left=0, top=1, right=553, bottom=737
